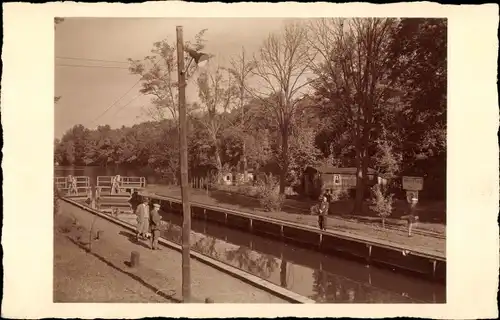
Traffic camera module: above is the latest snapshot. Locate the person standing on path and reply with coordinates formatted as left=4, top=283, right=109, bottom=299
left=150, top=203, right=162, bottom=250
left=401, top=197, right=419, bottom=237
left=318, top=195, right=329, bottom=231
left=136, top=197, right=150, bottom=240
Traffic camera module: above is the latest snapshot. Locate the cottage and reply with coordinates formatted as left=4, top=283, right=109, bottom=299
left=302, top=166, right=379, bottom=199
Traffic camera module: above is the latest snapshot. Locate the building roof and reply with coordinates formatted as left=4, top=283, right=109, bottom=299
left=308, top=166, right=378, bottom=175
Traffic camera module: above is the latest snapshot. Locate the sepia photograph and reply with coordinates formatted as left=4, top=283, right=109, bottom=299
left=52, top=16, right=448, bottom=304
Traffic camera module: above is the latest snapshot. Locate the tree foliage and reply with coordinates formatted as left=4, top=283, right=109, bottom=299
left=128, top=29, right=209, bottom=123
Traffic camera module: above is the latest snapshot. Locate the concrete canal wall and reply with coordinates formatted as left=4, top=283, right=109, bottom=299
left=145, top=193, right=446, bottom=283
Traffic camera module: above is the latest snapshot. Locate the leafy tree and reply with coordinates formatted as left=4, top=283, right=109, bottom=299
left=309, top=18, right=399, bottom=212
left=194, top=66, right=236, bottom=181
left=388, top=18, right=447, bottom=198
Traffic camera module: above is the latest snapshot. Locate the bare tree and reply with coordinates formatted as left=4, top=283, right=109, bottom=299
left=194, top=66, right=237, bottom=182
left=225, top=47, right=257, bottom=183
left=308, top=18, right=397, bottom=214
left=248, top=22, right=315, bottom=194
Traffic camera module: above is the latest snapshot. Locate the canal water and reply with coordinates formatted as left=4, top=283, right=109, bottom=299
left=156, top=210, right=445, bottom=303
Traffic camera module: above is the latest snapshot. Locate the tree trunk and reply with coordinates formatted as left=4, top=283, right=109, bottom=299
left=240, top=85, right=248, bottom=184
left=279, top=128, right=289, bottom=195
left=214, top=143, right=223, bottom=184
left=354, top=147, right=364, bottom=215
left=242, top=140, right=248, bottom=183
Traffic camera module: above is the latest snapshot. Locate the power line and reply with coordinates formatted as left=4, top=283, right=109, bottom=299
left=84, top=56, right=160, bottom=126
left=88, top=78, right=143, bottom=126
left=56, top=63, right=129, bottom=70
left=56, top=56, right=129, bottom=64
left=112, top=93, right=145, bottom=116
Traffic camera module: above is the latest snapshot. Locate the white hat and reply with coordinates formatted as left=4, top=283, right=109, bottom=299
left=153, top=203, right=161, bottom=208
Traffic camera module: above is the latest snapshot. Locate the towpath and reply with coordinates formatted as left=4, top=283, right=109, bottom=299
left=54, top=201, right=288, bottom=303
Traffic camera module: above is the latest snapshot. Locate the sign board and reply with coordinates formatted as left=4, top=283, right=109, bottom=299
left=406, top=190, right=419, bottom=203
left=402, top=176, right=424, bottom=191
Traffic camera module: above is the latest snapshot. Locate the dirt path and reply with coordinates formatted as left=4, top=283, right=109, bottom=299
left=54, top=201, right=288, bottom=303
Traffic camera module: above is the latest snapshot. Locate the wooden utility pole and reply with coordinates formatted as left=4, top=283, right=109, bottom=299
left=176, top=25, right=191, bottom=303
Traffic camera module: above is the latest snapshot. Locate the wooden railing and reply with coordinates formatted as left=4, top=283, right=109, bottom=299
left=96, top=176, right=146, bottom=197
left=54, top=176, right=91, bottom=197
left=97, top=176, right=146, bottom=189
left=121, top=176, right=146, bottom=189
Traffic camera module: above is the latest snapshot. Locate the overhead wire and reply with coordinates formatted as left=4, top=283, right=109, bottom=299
left=87, top=57, right=161, bottom=126
left=56, top=63, right=129, bottom=70
left=111, top=93, right=145, bottom=117
left=88, top=78, right=143, bottom=126
left=56, top=56, right=129, bottom=64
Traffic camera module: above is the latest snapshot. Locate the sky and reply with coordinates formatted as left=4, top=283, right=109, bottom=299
left=54, top=18, right=291, bottom=138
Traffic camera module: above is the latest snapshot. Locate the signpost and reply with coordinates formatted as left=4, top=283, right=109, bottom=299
left=402, top=176, right=424, bottom=202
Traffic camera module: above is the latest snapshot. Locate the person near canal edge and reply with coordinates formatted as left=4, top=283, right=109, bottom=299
left=401, top=197, right=419, bottom=237
left=150, top=203, right=162, bottom=250
left=318, top=194, right=329, bottom=231
left=136, top=197, right=150, bottom=241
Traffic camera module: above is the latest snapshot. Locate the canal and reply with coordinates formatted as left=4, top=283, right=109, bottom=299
left=94, top=201, right=445, bottom=303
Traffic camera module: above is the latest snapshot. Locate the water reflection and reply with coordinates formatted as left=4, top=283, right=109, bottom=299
left=93, top=203, right=445, bottom=303
left=225, top=246, right=279, bottom=279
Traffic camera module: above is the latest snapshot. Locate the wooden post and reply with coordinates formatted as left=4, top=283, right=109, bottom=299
left=177, top=25, right=191, bottom=303
left=130, top=251, right=140, bottom=268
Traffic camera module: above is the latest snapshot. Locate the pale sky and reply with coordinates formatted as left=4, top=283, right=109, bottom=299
left=54, top=18, right=290, bottom=138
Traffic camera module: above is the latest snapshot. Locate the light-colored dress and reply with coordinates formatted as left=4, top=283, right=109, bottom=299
left=136, top=203, right=150, bottom=234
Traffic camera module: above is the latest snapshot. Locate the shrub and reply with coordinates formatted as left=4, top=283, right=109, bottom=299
left=255, top=174, right=285, bottom=212
left=327, top=188, right=349, bottom=202
left=369, top=184, right=394, bottom=228
left=236, top=184, right=259, bottom=197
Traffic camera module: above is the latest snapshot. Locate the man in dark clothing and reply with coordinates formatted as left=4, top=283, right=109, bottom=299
left=150, top=203, right=163, bottom=250
left=318, top=195, right=329, bottom=231
left=129, top=191, right=141, bottom=213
